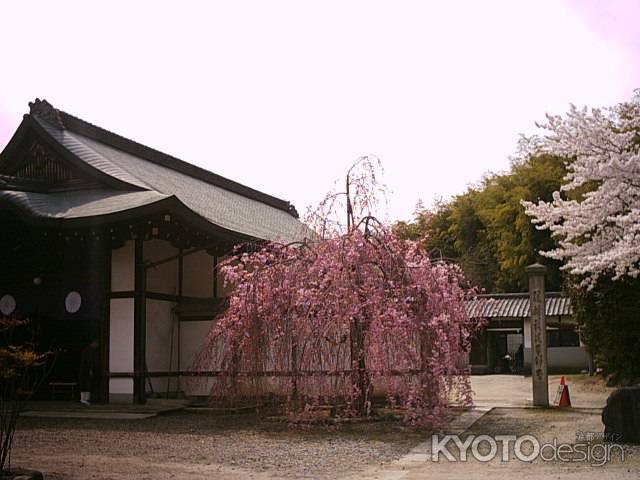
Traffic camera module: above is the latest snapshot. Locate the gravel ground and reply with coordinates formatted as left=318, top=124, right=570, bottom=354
left=10, top=375, right=632, bottom=479
left=440, top=407, right=639, bottom=479
left=352, top=408, right=639, bottom=480
left=12, top=411, right=430, bottom=479
left=347, top=376, right=638, bottom=480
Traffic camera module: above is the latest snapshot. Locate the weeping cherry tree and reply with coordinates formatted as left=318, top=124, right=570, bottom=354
left=196, top=156, right=483, bottom=428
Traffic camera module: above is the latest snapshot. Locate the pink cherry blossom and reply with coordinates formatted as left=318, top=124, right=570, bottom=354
left=196, top=157, right=483, bottom=428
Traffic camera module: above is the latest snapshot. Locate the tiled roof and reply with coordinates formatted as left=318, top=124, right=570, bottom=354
left=0, top=99, right=313, bottom=243
left=34, top=118, right=150, bottom=190
left=465, top=293, right=573, bottom=318
left=67, top=131, right=311, bottom=242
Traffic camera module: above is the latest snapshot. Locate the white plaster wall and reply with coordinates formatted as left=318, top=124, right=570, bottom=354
left=523, top=346, right=590, bottom=372
left=179, top=320, right=214, bottom=369
left=109, top=378, right=133, bottom=393
left=179, top=320, right=215, bottom=395
left=109, top=378, right=134, bottom=403
left=109, top=298, right=134, bottom=372
left=144, top=239, right=179, bottom=295
left=183, top=250, right=214, bottom=298
left=111, top=241, right=134, bottom=291
left=523, top=318, right=531, bottom=348
left=146, top=299, right=179, bottom=392
left=547, top=347, right=591, bottom=370
left=146, top=299, right=177, bottom=371
left=505, top=316, right=590, bottom=373
left=147, top=377, right=180, bottom=394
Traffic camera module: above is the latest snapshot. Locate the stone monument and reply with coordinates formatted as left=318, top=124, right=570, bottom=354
left=526, top=262, right=548, bottom=407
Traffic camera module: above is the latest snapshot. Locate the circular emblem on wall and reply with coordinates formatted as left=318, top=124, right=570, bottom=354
left=65, top=291, right=82, bottom=314
left=0, top=295, right=16, bottom=316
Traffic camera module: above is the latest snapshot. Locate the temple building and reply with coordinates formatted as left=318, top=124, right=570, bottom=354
left=0, top=99, right=311, bottom=404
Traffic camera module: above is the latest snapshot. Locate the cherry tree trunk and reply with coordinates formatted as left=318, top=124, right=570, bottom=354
left=349, top=316, right=372, bottom=416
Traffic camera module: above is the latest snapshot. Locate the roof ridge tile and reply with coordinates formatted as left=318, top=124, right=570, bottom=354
left=29, top=99, right=64, bottom=129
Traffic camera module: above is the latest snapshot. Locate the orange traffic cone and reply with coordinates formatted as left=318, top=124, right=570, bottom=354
left=555, top=376, right=571, bottom=407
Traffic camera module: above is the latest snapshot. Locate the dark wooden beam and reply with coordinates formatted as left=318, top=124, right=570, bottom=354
left=133, top=237, right=146, bottom=404
left=178, top=248, right=184, bottom=298
left=101, top=247, right=112, bottom=404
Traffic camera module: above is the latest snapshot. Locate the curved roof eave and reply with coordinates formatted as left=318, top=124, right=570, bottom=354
left=0, top=189, right=256, bottom=245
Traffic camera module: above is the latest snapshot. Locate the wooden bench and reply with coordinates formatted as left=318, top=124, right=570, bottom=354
left=49, top=382, right=77, bottom=401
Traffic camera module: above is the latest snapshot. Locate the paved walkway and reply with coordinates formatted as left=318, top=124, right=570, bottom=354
left=471, top=374, right=611, bottom=408
left=345, top=407, right=493, bottom=480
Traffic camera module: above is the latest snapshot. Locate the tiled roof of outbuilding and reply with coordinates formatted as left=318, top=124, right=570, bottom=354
left=465, top=292, right=573, bottom=318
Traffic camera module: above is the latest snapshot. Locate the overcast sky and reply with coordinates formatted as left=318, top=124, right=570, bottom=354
left=0, top=1, right=638, bottom=222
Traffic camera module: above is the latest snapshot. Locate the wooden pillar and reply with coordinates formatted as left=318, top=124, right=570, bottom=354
left=177, top=248, right=183, bottom=395
left=526, top=262, right=548, bottom=407
left=133, top=238, right=147, bottom=404
left=101, top=247, right=112, bottom=403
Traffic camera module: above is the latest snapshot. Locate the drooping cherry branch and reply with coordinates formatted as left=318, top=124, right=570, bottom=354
left=195, top=157, right=483, bottom=428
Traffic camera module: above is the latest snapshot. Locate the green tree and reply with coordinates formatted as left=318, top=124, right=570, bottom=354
left=395, top=154, right=567, bottom=292
left=569, top=276, right=640, bottom=382
left=475, top=154, right=567, bottom=291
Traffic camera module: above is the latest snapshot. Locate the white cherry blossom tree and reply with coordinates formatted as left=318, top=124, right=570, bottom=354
left=523, top=91, right=640, bottom=287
